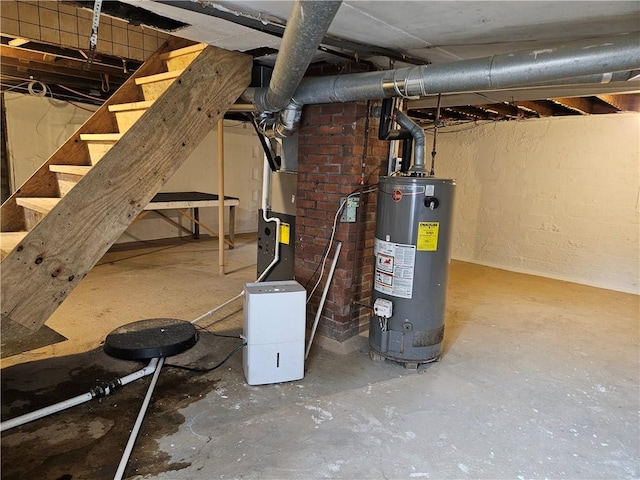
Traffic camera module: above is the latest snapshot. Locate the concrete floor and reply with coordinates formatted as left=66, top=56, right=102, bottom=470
left=1, top=234, right=638, bottom=479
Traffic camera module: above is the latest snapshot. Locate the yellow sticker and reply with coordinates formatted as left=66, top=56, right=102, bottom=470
left=279, top=222, right=290, bottom=245
left=417, top=222, right=439, bottom=251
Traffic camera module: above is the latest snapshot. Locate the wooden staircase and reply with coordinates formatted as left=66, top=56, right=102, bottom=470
left=1, top=38, right=251, bottom=339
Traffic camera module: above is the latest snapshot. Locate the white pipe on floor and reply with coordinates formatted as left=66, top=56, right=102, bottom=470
left=305, top=242, right=342, bottom=360
left=113, top=356, right=165, bottom=480
left=191, top=291, right=244, bottom=325
left=0, top=358, right=160, bottom=433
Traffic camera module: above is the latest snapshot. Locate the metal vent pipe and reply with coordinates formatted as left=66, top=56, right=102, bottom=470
left=373, top=105, right=426, bottom=174
left=393, top=109, right=426, bottom=174
left=252, top=0, right=342, bottom=113
left=267, top=32, right=640, bottom=106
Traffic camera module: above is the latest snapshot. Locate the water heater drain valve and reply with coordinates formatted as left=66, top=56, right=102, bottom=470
left=374, top=298, right=393, bottom=318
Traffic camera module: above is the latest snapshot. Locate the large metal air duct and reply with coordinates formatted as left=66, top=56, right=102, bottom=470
left=257, top=32, right=638, bottom=105
left=252, top=0, right=342, bottom=113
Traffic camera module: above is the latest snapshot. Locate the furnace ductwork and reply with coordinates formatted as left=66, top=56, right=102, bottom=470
left=247, top=31, right=640, bottom=137
left=252, top=1, right=342, bottom=113
left=288, top=33, right=640, bottom=105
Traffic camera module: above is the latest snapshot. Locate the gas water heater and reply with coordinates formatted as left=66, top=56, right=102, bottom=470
left=370, top=176, right=455, bottom=366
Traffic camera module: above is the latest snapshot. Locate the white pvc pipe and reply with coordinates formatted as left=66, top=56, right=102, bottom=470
left=0, top=358, right=160, bottom=433
left=257, top=156, right=281, bottom=282
left=113, top=356, right=165, bottom=480
left=118, top=358, right=160, bottom=386
left=191, top=291, right=244, bottom=325
left=305, top=242, right=342, bottom=360
left=1, top=391, right=93, bottom=433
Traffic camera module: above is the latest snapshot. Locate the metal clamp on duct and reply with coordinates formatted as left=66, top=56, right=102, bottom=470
left=381, top=66, right=428, bottom=99
left=255, top=101, right=303, bottom=138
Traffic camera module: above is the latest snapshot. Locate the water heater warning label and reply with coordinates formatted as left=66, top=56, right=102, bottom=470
left=279, top=223, right=290, bottom=245
left=417, top=222, right=439, bottom=251
left=374, top=238, right=415, bottom=299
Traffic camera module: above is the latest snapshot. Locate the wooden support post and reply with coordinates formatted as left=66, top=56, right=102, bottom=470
left=217, top=119, right=225, bottom=275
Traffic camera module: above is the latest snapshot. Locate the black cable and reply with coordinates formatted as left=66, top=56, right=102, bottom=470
left=250, top=116, right=280, bottom=171
left=165, top=342, right=247, bottom=373
left=194, top=324, right=242, bottom=339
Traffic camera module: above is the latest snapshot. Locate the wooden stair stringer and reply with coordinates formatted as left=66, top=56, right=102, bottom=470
left=0, top=36, right=193, bottom=232
left=1, top=45, right=252, bottom=339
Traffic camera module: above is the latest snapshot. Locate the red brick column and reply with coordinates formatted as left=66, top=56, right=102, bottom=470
left=295, top=101, right=388, bottom=342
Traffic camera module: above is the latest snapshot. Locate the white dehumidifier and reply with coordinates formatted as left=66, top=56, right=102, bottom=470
left=243, top=280, right=306, bottom=385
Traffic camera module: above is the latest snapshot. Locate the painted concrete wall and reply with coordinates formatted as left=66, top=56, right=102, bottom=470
left=3, top=92, right=263, bottom=241
left=4, top=91, right=92, bottom=190
left=433, top=113, right=640, bottom=294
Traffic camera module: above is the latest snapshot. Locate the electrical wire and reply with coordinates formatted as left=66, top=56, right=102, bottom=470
left=165, top=342, right=247, bottom=372
left=1, top=81, right=30, bottom=92
left=65, top=100, right=99, bottom=112
left=422, top=120, right=499, bottom=134
left=56, top=84, right=105, bottom=102
left=1, top=83, right=97, bottom=106
left=303, top=185, right=378, bottom=296
left=194, top=324, right=243, bottom=339
left=306, top=185, right=378, bottom=303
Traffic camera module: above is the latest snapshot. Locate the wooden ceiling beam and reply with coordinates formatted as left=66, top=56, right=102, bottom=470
left=407, top=109, right=436, bottom=120
left=441, top=107, right=477, bottom=121
left=516, top=100, right=556, bottom=117
left=551, top=97, right=595, bottom=114
left=1, top=57, right=105, bottom=83
left=596, top=94, right=640, bottom=112
left=0, top=45, right=131, bottom=80
left=454, top=105, right=500, bottom=120
left=478, top=103, right=524, bottom=118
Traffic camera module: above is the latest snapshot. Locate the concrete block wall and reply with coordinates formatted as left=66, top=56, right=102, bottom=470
left=0, top=0, right=168, bottom=60
left=434, top=112, right=640, bottom=294
left=296, top=102, right=388, bottom=342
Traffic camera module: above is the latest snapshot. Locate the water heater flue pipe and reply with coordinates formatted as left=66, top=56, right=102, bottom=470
left=377, top=98, right=413, bottom=141
left=373, top=105, right=426, bottom=175
left=393, top=109, right=426, bottom=175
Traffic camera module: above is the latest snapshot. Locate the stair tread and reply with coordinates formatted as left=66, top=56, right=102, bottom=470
left=108, top=100, right=154, bottom=113
left=80, top=133, right=122, bottom=142
left=49, top=165, right=92, bottom=175
left=159, top=43, right=207, bottom=61
left=16, top=197, right=61, bottom=214
left=0, top=231, right=28, bottom=259
left=135, top=69, right=183, bottom=86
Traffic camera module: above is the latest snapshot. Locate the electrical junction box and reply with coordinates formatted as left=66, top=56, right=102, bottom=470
left=243, top=280, right=306, bottom=385
left=340, top=196, right=359, bottom=222
left=374, top=298, right=393, bottom=318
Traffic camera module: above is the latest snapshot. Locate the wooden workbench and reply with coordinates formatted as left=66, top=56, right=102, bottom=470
left=139, top=191, right=240, bottom=247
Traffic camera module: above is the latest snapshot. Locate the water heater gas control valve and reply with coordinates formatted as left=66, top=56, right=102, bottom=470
left=374, top=298, right=393, bottom=318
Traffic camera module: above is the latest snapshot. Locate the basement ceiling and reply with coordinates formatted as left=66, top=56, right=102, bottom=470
left=1, top=1, right=639, bottom=120
left=114, top=0, right=640, bottom=120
